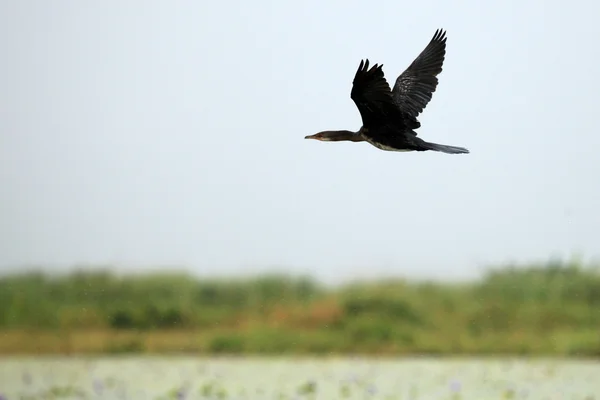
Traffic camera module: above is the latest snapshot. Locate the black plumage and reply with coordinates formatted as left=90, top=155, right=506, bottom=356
left=305, top=29, right=469, bottom=155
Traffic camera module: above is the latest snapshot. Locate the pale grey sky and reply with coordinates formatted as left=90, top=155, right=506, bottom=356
left=1, top=0, right=599, bottom=283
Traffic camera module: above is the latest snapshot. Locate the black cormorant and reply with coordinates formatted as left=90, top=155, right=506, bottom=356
left=305, top=29, right=469, bottom=155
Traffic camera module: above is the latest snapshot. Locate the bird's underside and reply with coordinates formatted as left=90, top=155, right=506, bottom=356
left=305, top=29, right=469, bottom=155
left=359, top=126, right=428, bottom=152
left=358, top=124, right=468, bottom=154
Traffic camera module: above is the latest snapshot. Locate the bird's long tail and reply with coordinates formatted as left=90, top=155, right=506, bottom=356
left=420, top=140, right=470, bottom=154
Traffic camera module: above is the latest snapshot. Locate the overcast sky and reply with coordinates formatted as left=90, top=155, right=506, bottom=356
left=1, top=0, right=599, bottom=283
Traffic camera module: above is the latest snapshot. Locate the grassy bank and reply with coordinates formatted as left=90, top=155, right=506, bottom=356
left=1, top=259, right=599, bottom=356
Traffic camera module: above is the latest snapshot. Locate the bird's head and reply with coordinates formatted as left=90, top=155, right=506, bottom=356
left=305, top=131, right=332, bottom=141
left=304, top=130, right=359, bottom=142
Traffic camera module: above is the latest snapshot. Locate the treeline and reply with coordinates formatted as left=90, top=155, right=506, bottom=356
left=1, top=260, right=600, bottom=356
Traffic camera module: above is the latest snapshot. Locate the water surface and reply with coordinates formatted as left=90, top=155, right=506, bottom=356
left=0, top=356, right=598, bottom=399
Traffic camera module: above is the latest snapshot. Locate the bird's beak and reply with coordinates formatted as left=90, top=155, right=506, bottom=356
left=305, top=134, right=319, bottom=140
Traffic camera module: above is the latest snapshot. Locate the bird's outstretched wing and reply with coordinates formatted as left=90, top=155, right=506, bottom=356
left=392, top=29, right=447, bottom=118
left=350, top=59, right=398, bottom=126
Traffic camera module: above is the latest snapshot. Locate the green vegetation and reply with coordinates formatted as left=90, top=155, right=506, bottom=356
left=1, top=259, right=599, bottom=356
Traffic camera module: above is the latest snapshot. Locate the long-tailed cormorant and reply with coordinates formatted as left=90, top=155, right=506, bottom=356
left=305, top=29, right=469, bottom=154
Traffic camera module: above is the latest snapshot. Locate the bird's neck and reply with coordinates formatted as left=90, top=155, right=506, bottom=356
left=327, top=130, right=364, bottom=142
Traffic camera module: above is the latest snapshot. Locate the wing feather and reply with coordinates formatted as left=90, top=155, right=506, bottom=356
left=350, top=59, right=398, bottom=126
left=392, top=29, right=447, bottom=118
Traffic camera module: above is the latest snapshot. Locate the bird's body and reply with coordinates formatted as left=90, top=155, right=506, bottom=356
left=305, top=29, right=469, bottom=155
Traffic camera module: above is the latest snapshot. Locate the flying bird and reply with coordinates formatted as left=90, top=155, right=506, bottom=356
left=305, top=29, right=469, bottom=154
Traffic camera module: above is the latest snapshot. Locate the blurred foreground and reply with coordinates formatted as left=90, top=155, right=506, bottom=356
left=1, top=357, right=599, bottom=399
left=1, top=260, right=599, bottom=356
